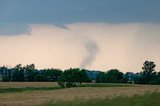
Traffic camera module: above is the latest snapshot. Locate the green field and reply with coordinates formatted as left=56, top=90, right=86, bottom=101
left=0, top=82, right=160, bottom=106
left=41, top=92, right=160, bottom=106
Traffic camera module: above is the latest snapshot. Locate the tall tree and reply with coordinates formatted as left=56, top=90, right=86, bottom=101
left=12, top=64, right=25, bottom=81
left=139, top=61, right=157, bottom=84
left=24, top=64, right=38, bottom=81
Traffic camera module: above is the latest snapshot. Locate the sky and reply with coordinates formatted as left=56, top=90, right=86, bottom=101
left=0, top=0, right=160, bottom=72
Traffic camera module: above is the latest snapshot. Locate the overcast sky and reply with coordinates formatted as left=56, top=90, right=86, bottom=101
left=0, top=0, right=160, bottom=72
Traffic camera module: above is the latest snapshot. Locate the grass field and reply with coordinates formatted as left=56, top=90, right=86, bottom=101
left=0, top=82, right=160, bottom=106
left=41, top=92, right=160, bottom=106
left=0, top=82, right=58, bottom=88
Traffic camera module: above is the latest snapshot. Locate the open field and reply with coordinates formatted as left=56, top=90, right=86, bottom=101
left=0, top=82, right=58, bottom=88
left=41, top=92, right=160, bottom=106
left=0, top=82, right=160, bottom=106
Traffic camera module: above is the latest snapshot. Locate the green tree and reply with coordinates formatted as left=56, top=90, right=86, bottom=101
left=155, top=72, right=160, bottom=84
left=106, top=69, right=124, bottom=83
left=58, top=68, right=79, bottom=88
left=12, top=64, right=25, bottom=81
left=95, top=72, right=106, bottom=83
left=58, top=68, right=90, bottom=88
left=0, top=66, right=11, bottom=82
left=34, top=74, right=46, bottom=81
left=77, top=69, right=91, bottom=84
left=41, top=68, right=62, bottom=82
left=139, top=61, right=157, bottom=84
left=24, top=64, right=38, bottom=81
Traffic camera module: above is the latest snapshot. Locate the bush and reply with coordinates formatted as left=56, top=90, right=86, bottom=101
left=58, top=68, right=91, bottom=88
left=58, top=78, right=76, bottom=88
left=58, top=80, right=65, bottom=88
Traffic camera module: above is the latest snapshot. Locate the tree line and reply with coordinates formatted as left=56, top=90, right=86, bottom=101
left=95, top=61, right=160, bottom=85
left=0, top=64, right=62, bottom=82
left=0, top=61, right=160, bottom=88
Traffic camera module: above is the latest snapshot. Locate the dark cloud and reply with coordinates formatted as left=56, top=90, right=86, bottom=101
left=0, top=0, right=160, bottom=35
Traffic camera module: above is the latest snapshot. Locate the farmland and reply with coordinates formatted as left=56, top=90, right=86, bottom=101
left=0, top=82, right=160, bottom=106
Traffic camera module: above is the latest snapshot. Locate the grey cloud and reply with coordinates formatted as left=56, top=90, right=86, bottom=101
left=0, top=24, right=31, bottom=36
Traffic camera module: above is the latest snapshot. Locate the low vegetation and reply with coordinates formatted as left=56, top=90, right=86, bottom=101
left=0, top=86, right=61, bottom=93
left=0, top=82, right=58, bottom=88
left=0, top=83, right=133, bottom=93
left=77, top=83, right=135, bottom=87
left=41, top=92, right=160, bottom=106
left=0, top=82, right=160, bottom=106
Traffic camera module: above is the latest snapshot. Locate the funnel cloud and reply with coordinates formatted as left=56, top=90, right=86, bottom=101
left=80, top=39, right=99, bottom=69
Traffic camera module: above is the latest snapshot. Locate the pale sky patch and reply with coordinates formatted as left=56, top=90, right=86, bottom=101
left=0, top=23, right=160, bottom=72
